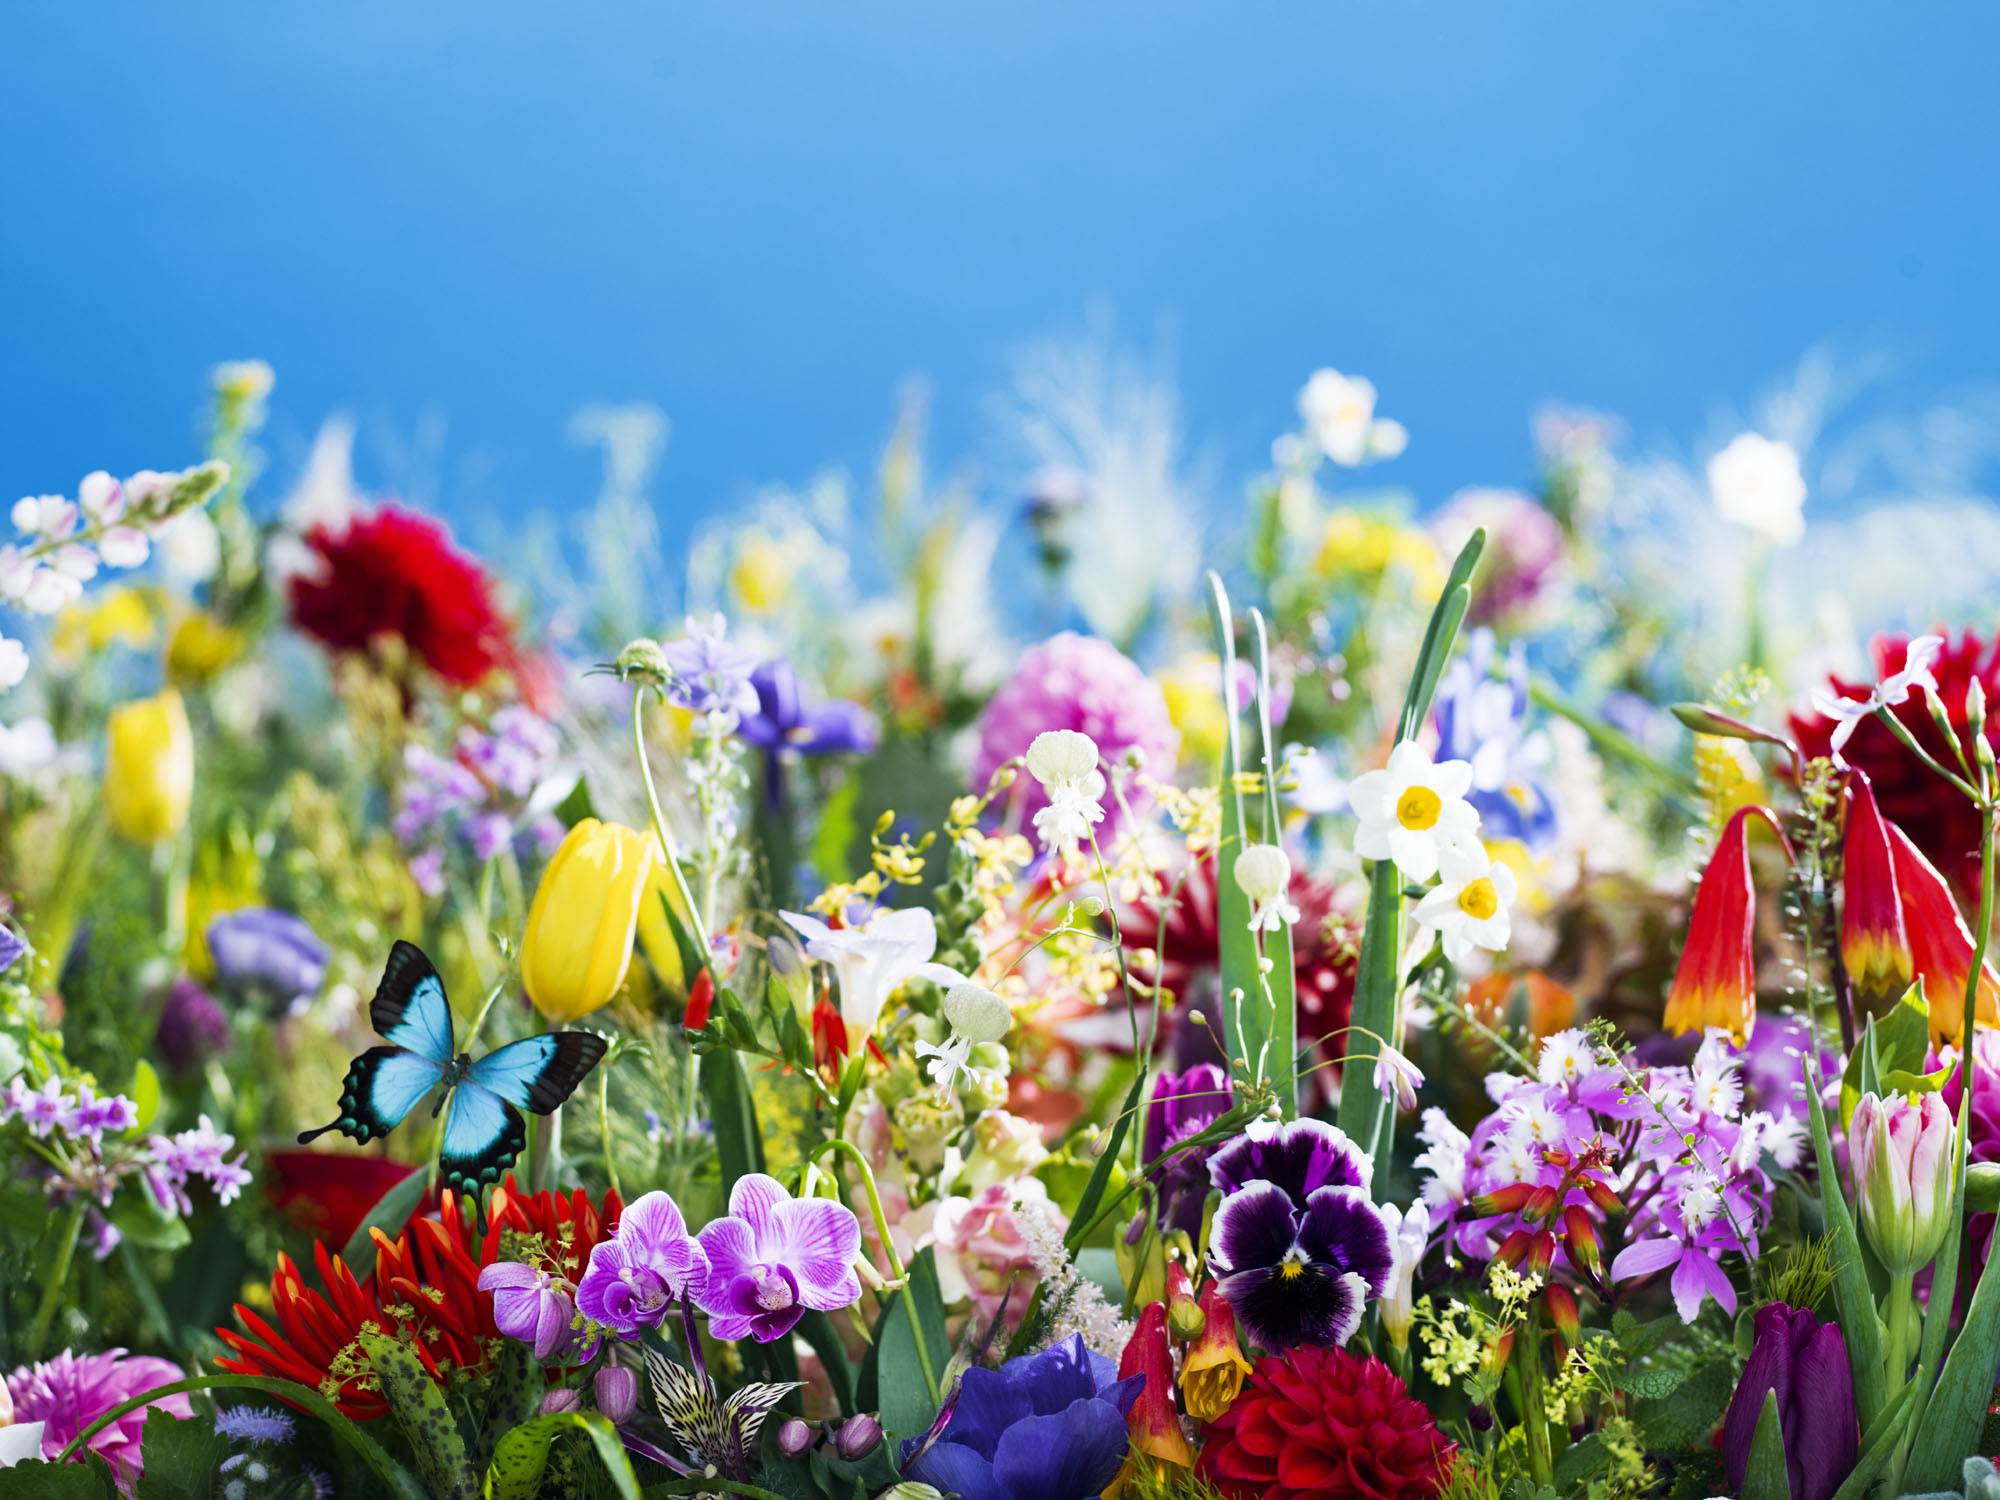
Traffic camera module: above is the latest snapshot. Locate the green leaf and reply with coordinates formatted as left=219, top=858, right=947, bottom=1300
left=1203, top=573, right=1260, bottom=1079
left=4, top=1455, right=119, bottom=1498
left=1633, top=1356, right=1734, bottom=1451
left=701, top=1047, right=767, bottom=1195
left=338, top=1165, right=429, bottom=1274
left=1803, top=1055, right=1889, bottom=1432
left=485, top=1410, right=641, bottom=1500
left=1904, top=1187, right=2000, bottom=1491
left=126, top=1060, right=160, bottom=1134
left=53, top=1374, right=424, bottom=1500
left=1742, top=1390, right=1793, bottom=1500
left=132, top=1409, right=232, bottom=1500
left=854, top=1247, right=950, bottom=1443
left=362, top=1334, right=477, bottom=1500
left=1246, top=607, right=1296, bottom=1117
left=474, top=1340, right=544, bottom=1472
left=1065, top=1066, right=1146, bottom=1250
left=794, top=1308, right=856, bottom=1416
left=1621, top=1361, right=1691, bottom=1401
left=1552, top=1431, right=1609, bottom=1489
left=109, top=1186, right=190, bottom=1251
left=554, top=774, right=597, bottom=827
left=1840, top=1019, right=1880, bottom=1131
left=1827, top=1372, right=1920, bottom=1500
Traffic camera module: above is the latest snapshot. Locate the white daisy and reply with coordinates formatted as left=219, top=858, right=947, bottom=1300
left=1348, top=741, right=1480, bottom=882
left=1412, top=838, right=1517, bottom=963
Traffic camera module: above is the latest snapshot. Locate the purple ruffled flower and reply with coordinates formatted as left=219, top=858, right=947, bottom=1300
left=207, top=908, right=329, bottom=1015
left=663, top=614, right=761, bottom=718
left=1143, top=1063, right=1232, bottom=1236
left=479, top=1261, right=595, bottom=1363
left=576, top=1190, right=708, bottom=1338
left=6, top=1348, right=192, bottom=1474
left=902, top=1333, right=1141, bottom=1500
left=692, top=1172, right=863, bottom=1343
left=1208, top=1117, right=1370, bottom=1205
left=154, top=977, right=232, bottom=1074
left=1209, top=1178, right=1393, bottom=1352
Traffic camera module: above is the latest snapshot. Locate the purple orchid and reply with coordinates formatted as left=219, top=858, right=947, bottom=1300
left=206, top=909, right=329, bottom=1015
left=1143, top=1064, right=1232, bottom=1236
left=576, top=1190, right=708, bottom=1338
left=479, top=1261, right=596, bottom=1363
left=901, top=1334, right=1141, bottom=1500
left=691, top=1173, right=863, bottom=1343
left=1208, top=1116, right=1371, bottom=1205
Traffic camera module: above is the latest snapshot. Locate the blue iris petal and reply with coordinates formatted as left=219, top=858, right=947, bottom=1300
left=909, top=1439, right=1007, bottom=1500
left=990, top=1397, right=1133, bottom=1500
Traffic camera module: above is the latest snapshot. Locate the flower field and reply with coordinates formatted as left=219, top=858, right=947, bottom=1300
left=5, top=357, right=2000, bottom=1500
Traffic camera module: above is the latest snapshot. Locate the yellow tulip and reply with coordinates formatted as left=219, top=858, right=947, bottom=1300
left=167, top=611, right=247, bottom=685
left=633, top=836, right=691, bottom=998
left=521, top=819, right=656, bottom=1023
left=104, top=689, right=194, bottom=845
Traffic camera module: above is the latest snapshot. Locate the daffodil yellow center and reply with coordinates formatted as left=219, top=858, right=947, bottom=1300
left=1458, top=877, right=1499, bottom=920
left=1396, top=785, right=1442, bottom=830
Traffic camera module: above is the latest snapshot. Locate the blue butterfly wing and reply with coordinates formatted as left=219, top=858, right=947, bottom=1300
left=435, top=1082, right=526, bottom=1202
left=297, top=1046, right=445, bottom=1145
left=465, top=1032, right=608, bottom=1113
left=369, top=941, right=456, bottom=1065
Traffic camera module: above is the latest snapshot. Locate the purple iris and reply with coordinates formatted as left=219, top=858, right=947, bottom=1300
left=692, top=1173, right=863, bottom=1343
left=576, top=1190, right=709, bottom=1338
left=739, top=660, right=877, bottom=804
left=1206, top=1119, right=1392, bottom=1352
left=1720, top=1302, right=1856, bottom=1500
left=1143, top=1064, right=1232, bottom=1236
left=478, top=1261, right=596, bottom=1363
left=206, top=909, right=329, bottom=1015
left=902, top=1334, right=1141, bottom=1500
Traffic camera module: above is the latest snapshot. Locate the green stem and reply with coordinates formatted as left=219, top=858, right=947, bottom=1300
left=631, top=684, right=711, bottom=950
left=599, top=1065, right=622, bottom=1201
left=26, top=1196, right=86, bottom=1361
left=1515, top=1303, right=1554, bottom=1489
left=807, top=1137, right=941, bottom=1408
left=1883, top=1278, right=1917, bottom=1494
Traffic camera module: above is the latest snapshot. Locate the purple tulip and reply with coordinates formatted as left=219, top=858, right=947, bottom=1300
left=576, top=1190, right=709, bottom=1338
left=1143, top=1064, right=1232, bottom=1236
left=1720, top=1303, right=1857, bottom=1500
left=693, top=1172, right=864, bottom=1343
left=206, top=908, right=329, bottom=1014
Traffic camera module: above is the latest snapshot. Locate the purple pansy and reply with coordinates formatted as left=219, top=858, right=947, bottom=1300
left=1143, top=1064, right=1232, bottom=1236
left=1208, top=1116, right=1371, bottom=1204
left=576, top=1190, right=708, bottom=1338
left=692, top=1173, right=863, bottom=1343
left=901, top=1334, right=1141, bottom=1500
left=206, top=909, right=329, bottom=1015
left=479, top=1261, right=595, bottom=1363
left=1209, top=1179, right=1394, bottom=1351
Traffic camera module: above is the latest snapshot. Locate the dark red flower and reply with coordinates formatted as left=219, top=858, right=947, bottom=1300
left=288, top=504, right=520, bottom=688
left=1125, top=856, right=1358, bottom=1068
left=1195, top=1342, right=1454, bottom=1500
left=264, top=1149, right=419, bottom=1251
left=1793, top=629, right=2000, bottom=894
left=216, top=1178, right=622, bottom=1420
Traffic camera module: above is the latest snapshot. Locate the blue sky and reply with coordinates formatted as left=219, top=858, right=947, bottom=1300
left=5, top=3, right=1998, bottom=530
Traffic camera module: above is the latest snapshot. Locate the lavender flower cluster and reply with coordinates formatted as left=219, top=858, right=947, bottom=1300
left=395, top=705, right=571, bottom=893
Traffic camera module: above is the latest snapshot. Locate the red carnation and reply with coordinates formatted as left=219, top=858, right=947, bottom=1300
left=288, top=504, right=520, bottom=688
left=1196, top=1343, right=1454, bottom=1500
left=1792, top=628, right=2000, bottom=895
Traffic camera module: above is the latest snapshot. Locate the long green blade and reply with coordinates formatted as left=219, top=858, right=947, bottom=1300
left=1247, top=607, right=1296, bottom=1116
left=1204, top=573, right=1262, bottom=1083
left=1803, top=1056, right=1888, bottom=1432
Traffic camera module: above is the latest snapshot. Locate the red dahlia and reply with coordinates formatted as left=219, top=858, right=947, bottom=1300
left=1792, top=629, right=2000, bottom=894
left=1196, top=1343, right=1455, bottom=1500
left=288, top=504, right=520, bottom=688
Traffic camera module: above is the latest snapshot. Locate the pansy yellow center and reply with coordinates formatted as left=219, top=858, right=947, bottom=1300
left=1396, top=785, right=1442, bottom=830
left=1277, top=1247, right=1310, bottom=1282
left=1458, top=877, right=1500, bottom=920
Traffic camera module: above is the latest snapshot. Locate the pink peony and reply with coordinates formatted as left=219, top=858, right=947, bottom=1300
left=971, top=631, right=1178, bottom=837
left=7, top=1348, right=191, bottom=1474
left=926, top=1179, right=1052, bottom=1320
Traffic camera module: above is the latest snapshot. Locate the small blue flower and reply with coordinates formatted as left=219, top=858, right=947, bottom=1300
left=662, top=614, right=761, bottom=718
left=213, top=1404, right=296, bottom=1445
left=1433, top=628, right=1559, bottom=852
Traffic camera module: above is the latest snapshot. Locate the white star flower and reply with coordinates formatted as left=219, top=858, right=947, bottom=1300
left=1413, top=838, right=1517, bottom=965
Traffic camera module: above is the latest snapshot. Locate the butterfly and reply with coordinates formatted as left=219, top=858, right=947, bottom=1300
left=299, top=941, right=607, bottom=1208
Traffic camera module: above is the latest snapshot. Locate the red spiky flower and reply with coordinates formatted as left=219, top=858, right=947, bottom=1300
left=216, top=1178, right=622, bottom=1420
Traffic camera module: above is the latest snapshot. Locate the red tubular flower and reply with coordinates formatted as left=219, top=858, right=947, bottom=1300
left=288, top=504, right=520, bottom=688
left=812, top=996, right=849, bottom=1073
left=1665, top=806, right=1789, bottom=1044
left=1843, top=774, right=1913, bottom=1009
left=1794, top=629, right=2000, bottom=895
left=1119, top=1301, right=1194, bottom=1469
left=1544, top=1284, right=1581, bottom=1347
left=1196, top=1343, right=1455, bottom=1500
left=683, top=969, right=715, bottom=1034
left=1888, top=822, right=2000, bottom=1044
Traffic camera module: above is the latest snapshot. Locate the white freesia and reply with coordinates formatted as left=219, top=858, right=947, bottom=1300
left=1809, top=634, right=1945, bottom=758
left=1347, top=740, right=1480, bottom=881
left=1709, top=432, right=1806, bottom=546
left=779, top=906, right=966, bottom=1039
left=1377, top=1201, right=1430, bottom=1352
left=1413, top=838, right=1517, bottom=963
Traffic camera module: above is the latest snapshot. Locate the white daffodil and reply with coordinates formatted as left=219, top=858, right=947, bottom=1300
left=1376, top=1201, right=1430, bottom=1352
left=1232, top=842, right=1300, bottom=933
left=779, top=906, right=966, bottom=1039
left=1024, top=728, right=1105, bottom=855
left=1347, top=740, right=1479, bottom=881
left=1809, top=634, right=1945, bottom=758
left=1298, top=368, right=1408, bottom=468
left=1709, top=432, right=1806, bottom=546
left=1413, top=838, right=1517, bottom=963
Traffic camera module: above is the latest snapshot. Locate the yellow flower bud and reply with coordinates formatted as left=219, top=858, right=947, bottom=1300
left=104, top=689, right=194, bottom=845
left=521, top=819, right=656, bottom=1023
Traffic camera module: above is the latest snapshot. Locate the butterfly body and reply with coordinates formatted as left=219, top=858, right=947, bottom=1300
left=300, top=941, right=606, bottom=1208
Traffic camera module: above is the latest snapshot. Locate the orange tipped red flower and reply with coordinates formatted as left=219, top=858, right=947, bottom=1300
left=1119, top=1301, right=1193, bottom=1469
left=1843, top=774, right=1913, bottom=1009
left=1545, top=1284, right=1581, bottom=1346
left=1665, top=806, right=1790, bottom=1044
left=1562, top=1205, right=1603, bottom=1278
left=1888, top=821, right=2000, bottom=1044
